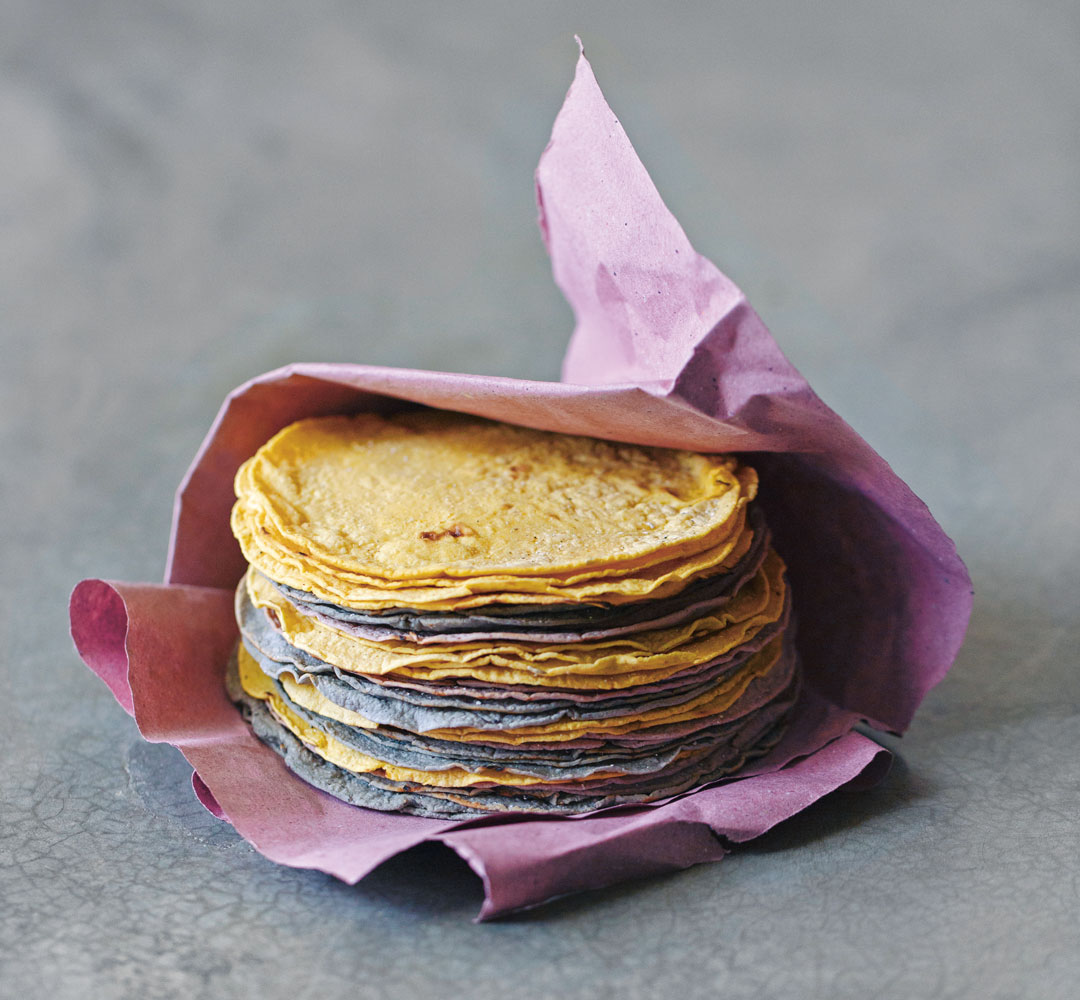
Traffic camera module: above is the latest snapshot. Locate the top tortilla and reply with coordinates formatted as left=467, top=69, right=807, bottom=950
left=232, top=411, right=757, bottom=607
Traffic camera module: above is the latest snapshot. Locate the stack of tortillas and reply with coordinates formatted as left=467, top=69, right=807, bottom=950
left=228, top=409, right=799, bottom=818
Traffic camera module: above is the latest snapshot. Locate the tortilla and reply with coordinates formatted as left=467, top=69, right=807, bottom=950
left=246, top=650, right=796, bottom=777
left=235, top=502, right=754, bottom=611
left=233, top=410, right=756, bottom=582
left=228, top=647, right=798, bottom=816
left=244, top=549, right=788, bottom=689
left=270, top=633, right=786, bottom=743
left=274, top=505, right=771, bottom=643
left=242, top=607, right=794, bottom=736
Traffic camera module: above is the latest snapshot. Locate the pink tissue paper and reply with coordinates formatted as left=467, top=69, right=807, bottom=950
left=69, top=45, right=972, bottom=920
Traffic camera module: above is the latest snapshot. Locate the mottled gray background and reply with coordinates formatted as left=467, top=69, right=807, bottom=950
left=2, top=2, right=1077, bottom=998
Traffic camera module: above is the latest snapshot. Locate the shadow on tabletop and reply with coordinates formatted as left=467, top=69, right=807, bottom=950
left=351, top=841, right=487, bottom=918
left=343, top=747, right=922, bottom=924
left=500, top=747, right=925, bottom=923
left=738, top=742, right=920, bottom=856
left=126, top=730, right=933, bottom=923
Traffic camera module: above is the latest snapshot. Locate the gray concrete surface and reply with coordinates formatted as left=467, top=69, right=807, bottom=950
left=2, top=2, right=1077, bottom=998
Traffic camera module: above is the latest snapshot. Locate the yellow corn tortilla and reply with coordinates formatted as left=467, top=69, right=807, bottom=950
left=231, top=411, right=758, bottom=608
left=235, top=503, right=754, bottom=611
left=248, top=549, right=787, bottom=690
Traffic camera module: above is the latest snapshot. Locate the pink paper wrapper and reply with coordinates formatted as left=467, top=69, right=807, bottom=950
left=69, top=46, right=971, bottom=920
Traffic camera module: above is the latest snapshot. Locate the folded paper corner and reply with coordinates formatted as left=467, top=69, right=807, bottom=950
left=70, top=578, right=135, bottom=717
